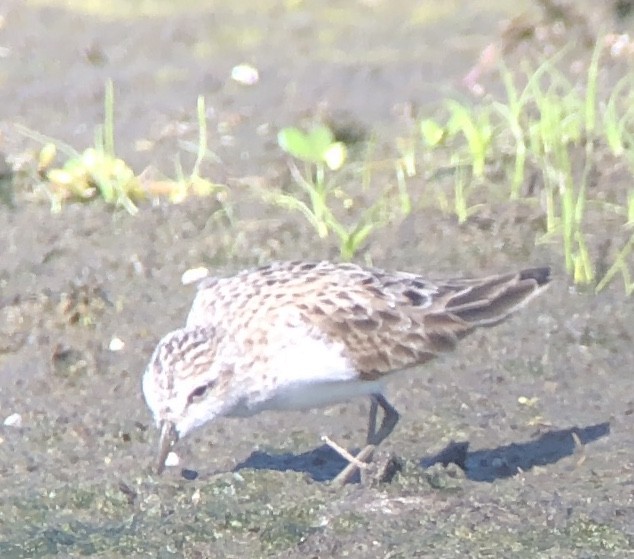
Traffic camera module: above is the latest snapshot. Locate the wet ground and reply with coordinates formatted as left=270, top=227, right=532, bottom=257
left=1, top=1, right=633, bottom=557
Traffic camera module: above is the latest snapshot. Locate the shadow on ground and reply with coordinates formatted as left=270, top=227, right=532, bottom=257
left=232, top=422, right=610, bottom=483
left=234, top=444, right=351, bottom=482
left=421, top=422, right=611, bottom=482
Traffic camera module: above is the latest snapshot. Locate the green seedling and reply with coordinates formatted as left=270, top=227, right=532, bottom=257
left=420, top=118, right=445, bottom=148
left=495, top=63, right=528, bottom=199
left=445, top=100, right=492, bottom=178
left=275, top=124, right=346, bottom=240
left=495, top=48, right=623, bottom=289
left=276, top=124, right=348, bottom=237
left=414, top=40, right=634, bottom=294
left=452, top=155, right=483, bottom=224
left=595, top=236, right=634, bottom=295
left=572, top=230, right=594, bottom=285
left=393, top=159, right=412, bottom=215
left=602, top=78, right=634, bottom=157
left=22, top=87, right=224, bottom=214
left=418, top=107, right=490, bottom=223
left=35, top=80, right=141, bottom=213
left=265, top=124, right=401, bottom=259
left=45, top=145, right=141, bottom=214
left=277, top=125, right=347, bottom=171
left=164, top=95, right=227, bottom=211
left=395, top=136, right=417, bottom=178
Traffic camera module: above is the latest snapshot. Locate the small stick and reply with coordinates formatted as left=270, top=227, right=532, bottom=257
left=322, top=435, right=369, bottom=470
left=332, top=445, right=377, bottom=485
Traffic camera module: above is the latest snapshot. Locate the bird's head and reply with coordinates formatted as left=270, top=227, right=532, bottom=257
left=142, top=325, right=231, bottom=473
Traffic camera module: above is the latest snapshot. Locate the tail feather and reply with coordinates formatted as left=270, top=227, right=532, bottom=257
left=443, top=266, right=551, bottom=328
left=519, top=267, right=551, bottom=286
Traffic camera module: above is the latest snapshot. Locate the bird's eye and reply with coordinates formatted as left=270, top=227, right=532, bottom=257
left=187, top=382, right=214, bottom=404
left=191, top=385, right=207, bottom=398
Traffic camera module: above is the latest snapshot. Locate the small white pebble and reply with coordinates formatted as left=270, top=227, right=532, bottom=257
left=191, top=488, right=201, bottom=505
left=130, top=254, right=145, bottom=276
left=165, top=451, right=180, bottom=467
left=3, top=413, right=22, bottom=428
left=518, top=396, right=539, bottom=407
left=231, top=63, right=259, bottom=85
left=181, top=267, right=209, bottom=285
left=109, top=337, right=125, bottom=352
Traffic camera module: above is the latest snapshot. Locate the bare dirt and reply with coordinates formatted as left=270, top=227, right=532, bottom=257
left=0, top=1, right=633, bottom=557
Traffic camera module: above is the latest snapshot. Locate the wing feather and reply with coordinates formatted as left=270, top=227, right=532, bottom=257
left=184, top=261, right=550, bottom=381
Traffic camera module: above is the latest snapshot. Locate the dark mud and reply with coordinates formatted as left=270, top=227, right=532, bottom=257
left=1, top=1, right=633, bottom=557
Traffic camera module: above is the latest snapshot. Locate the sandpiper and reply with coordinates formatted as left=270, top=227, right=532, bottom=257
left=143, top=260, right=550, bottom=483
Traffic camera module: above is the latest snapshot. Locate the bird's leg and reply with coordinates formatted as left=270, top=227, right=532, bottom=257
left=367, top=394, right=400, bottom=446
left=332, top=394, right=400, bottom=485
left=366, top=396, right=379, bottom=444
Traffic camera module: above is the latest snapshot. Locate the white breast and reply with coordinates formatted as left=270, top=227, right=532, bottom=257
left=228, top=318, right=386, bottom=415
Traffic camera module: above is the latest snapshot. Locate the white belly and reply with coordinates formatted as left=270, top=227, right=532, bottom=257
left=224, top=317, right=387, bottom=416
left=264, top=378, right=386, bottom=411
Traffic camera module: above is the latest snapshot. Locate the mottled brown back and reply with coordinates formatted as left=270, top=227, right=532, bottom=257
left=187, top=261, right=551, bottom=381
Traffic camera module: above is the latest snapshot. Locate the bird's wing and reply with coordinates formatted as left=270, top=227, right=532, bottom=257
left=184, top=261, right=550, bottom=380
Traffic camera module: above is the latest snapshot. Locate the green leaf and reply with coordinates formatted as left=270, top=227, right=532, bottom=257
left=307, top=125, right=335, bottom=156
left=420, top=119, right=445, bottom=147
left=277, top=125, right=336, bottom=163
left=278, top=127, right=313, bottom=161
